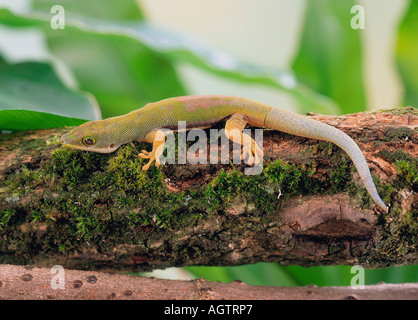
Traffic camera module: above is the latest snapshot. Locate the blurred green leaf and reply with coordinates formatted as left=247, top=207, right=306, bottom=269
left=0, top=59, right=99, bottom=120
left=396, top=0, right=418, bottom=107
left=32, top=0, right=186, bottom=119
left=225, top=263, right=298, bottom=286
left=43, top=30, right=187, bottom=119
left=185, top=266, right=234, bottom=283
left=187, top=264, right=354, bottom=287
left=282, top=265, right=353, bottom=287
left=0, top=109, right=86, bottom=130
left=187, top=263, right=418, bottom=287
left=0, top=7, right=340, bottom=116
left=34, top=0, right=145, bottom=21
left=365, top=265, right=418, bottom=285
left=292, top=0, right=365, bottom=114
left=186, top=263, right=298, bottom=287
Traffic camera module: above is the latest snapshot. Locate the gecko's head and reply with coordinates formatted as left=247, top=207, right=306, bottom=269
left=61, top=120, right=120, bottom=153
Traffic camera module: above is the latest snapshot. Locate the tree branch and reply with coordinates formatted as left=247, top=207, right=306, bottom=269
left=1, top=264, right=417, bottom=300
left=0, top=108, right=416, bottom=271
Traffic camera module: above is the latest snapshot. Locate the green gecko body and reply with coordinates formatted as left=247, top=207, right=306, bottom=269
left=61, top=95, right=388, bottom=211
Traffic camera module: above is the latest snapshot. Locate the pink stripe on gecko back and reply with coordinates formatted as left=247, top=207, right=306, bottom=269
left=175, top=95, right=271, bottom=126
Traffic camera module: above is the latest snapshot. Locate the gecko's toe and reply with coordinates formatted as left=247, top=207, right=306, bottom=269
left=254, top=154, right=261, bottom=165
left=255, top=146, right=263, bottom=158
left=242, top=147, right=255, bottom=166
left=247, top=154, right=255, bottom=166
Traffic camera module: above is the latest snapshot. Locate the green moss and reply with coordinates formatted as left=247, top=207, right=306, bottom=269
left=329, top=157, right=352, bottom=193
left=204, top=169, right=279, bottom=213
left=376, top=106, right=417, bottom=116
left=316, top=140, right=340, bottom=157
left=360, top=153, right=417, bottom=264
left=264, top=159, right=319, bottom=196
left=3, top=139, right=370, bottom=251
left=383, top=126, right=416, bottom=142
left=107, top=144, right=165, bottom=196
left=379, top=149, right=415, bottom=164
left=203, top=157, right=343, bottom=215
left=370, top=206, right=418, bottom=264
left=48, top=148, right=110, bottom=190
left=394, top=160, right=418, bottom=190
left=0, top=209, right=15, bottom=229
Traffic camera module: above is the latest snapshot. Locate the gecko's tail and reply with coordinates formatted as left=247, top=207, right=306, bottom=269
left=264, top=107, right=388, bottom=212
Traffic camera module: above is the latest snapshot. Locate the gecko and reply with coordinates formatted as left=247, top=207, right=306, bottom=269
left=61, top=95, right=388, bottom=211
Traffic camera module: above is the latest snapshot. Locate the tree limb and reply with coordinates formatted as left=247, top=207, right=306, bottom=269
left=0, top=108, right=416, bottom=271
left=1, top=264, right=417, bottom=300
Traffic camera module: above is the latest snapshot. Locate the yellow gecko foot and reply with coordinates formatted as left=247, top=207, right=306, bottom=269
left=138, top=150, right=160, bottom=170
left=225, top=113, right=263, bottom=166
left=241, top=135, right=263, bottom=166
left=138, top=130, right=166, bottom=171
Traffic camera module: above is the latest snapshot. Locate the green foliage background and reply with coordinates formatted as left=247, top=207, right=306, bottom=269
left=0, top=0, right=417, bottom=286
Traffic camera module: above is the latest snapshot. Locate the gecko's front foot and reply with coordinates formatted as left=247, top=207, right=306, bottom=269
left=139, top=130, right=166, bottom=171
left=139, top=149, right=161, bottom=170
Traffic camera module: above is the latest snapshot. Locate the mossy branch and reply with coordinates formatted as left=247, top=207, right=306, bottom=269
left=0, top=107, right=417, bottom=271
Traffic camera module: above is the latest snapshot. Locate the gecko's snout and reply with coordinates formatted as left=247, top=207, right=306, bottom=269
left=60, top=133, right=67, bottom=144
left=60, top=132, right=75, bottom=147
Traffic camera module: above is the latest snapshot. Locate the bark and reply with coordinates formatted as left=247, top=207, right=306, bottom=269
left=1, top=264, right=417, bottom=300
left=0, top=107, right=417, bottom=272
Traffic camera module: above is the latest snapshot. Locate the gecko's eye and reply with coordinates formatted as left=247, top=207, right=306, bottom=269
left=82, top=137, right=96, bottom=146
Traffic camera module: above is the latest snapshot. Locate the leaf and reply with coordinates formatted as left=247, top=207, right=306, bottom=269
left=0, top=7, right=340, bottom=116
left=32, top=0, right=186, bottom=119
left=0, top=60, right=100, bottom=120
left=186, top=263, right=299, bottom=287
left=0, top=109, right=86, bottom=131
left=292, top=0, right=366, bottom=114
left=225, top=263, right=299, bottom=287
left=282, top=265, right=353, bottom=287
left=184, top=266, right=234, bottom=283
left=34, top=0, right=145, bottom=21
left=396, top=0, right=418, bottom=107
left=365, top=265, right=418, bottom=285
left=187, top=263, right=418, bottom=287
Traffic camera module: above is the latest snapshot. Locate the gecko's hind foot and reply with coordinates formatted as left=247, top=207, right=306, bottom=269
left=225, top=114, right=263, bottom=167
left=241, top=135, right=263, bottom=166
